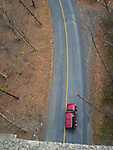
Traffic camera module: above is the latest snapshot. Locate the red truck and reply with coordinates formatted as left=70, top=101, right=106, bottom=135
left=65, top=103, right=77, bottom=129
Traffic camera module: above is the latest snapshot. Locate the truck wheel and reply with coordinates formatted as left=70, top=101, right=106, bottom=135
left=74, top=123, right=77, bottom=127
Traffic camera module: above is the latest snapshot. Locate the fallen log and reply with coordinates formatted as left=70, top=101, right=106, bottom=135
left=0, top=88, right=19, bottom=100
left=0, top=112, right=27, bottom=132
left=19, top=0, right=42, bottom=26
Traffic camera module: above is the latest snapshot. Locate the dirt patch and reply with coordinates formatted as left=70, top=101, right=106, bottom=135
left=0, top=0, right=53, bottom=140
left=78, top=0, right=113, bottom=145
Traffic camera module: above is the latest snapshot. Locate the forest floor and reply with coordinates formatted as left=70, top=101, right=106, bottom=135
left=0, top=0, right=53, bottom=140
left=78, top=0, right=113, bottom=145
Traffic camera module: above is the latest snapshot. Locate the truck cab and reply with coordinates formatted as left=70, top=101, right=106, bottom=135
left=65, top=103, right=77, bottom=129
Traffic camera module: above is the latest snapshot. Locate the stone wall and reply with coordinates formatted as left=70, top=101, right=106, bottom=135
left=0, top=134, right=113, bottom=150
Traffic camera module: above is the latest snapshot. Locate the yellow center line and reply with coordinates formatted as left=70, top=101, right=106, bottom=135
left=58, top=0, right=69, bottom=143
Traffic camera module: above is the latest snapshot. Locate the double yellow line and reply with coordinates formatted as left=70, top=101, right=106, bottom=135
left=58, top=0, right=69, bottom=143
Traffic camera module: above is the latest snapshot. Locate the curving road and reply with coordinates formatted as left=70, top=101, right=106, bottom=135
left=46, top=0, right=91, bottom=144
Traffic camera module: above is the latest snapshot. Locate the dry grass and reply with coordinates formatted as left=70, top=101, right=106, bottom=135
left=78, top=0, right=113, bottom=145
left=0, top=0, right=53, bottom=140
left=91, top=7, right=113, bottom=145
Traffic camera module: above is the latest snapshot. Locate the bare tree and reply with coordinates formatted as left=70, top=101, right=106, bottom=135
left=103, top=0, right=110, bottom=14
left=98, top=0, right=112, bottom=14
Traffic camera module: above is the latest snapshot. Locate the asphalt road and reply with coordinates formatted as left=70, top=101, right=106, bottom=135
left=46, top=0, right=91, bottom=144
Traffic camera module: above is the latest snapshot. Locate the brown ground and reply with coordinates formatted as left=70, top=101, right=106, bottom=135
left=0, top=0, right=53, bottom=140
left=78, top=0, right=113, bottom=145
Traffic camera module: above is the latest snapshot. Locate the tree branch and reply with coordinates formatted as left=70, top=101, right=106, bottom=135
left=31, top=0, right=36, bottom=8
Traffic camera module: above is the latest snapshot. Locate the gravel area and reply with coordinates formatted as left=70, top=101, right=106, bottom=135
left=0, top=134, right=113, bottom=150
